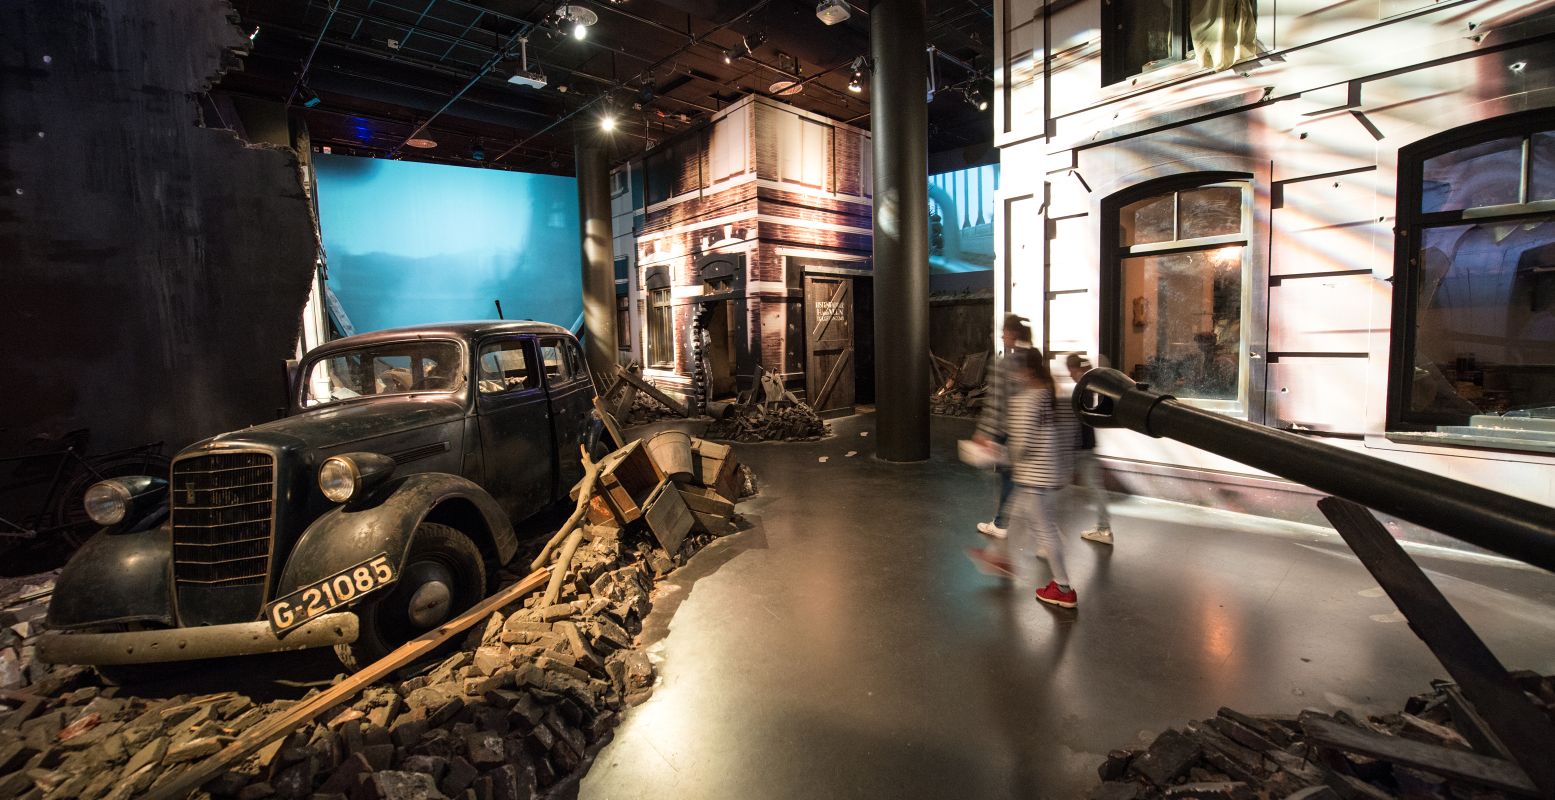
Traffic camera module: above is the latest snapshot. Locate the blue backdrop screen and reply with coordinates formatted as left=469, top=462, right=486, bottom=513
left=314, top=154, right=582, bottom=334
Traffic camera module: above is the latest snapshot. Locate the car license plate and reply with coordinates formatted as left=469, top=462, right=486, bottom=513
left=265, top=554, right=395, bottom=635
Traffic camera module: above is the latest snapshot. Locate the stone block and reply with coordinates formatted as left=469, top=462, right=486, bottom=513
left=1130, top=729, right=1202, bottom=787
left=359, top=770, right=446, bottom=800
left=438, top=756, right=477, bottom=797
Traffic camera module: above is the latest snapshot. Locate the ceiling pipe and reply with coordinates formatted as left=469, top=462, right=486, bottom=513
left=285, top=0, right=342, bottom=107
left=490, top=0, right=777, bottom=166
left=389, top=25, right=536, bottom=155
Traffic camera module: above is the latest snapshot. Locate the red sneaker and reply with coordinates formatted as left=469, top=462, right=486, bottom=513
left=967, top=548, right=1013, bottom=579
left=1036, top=581, right=1077, bottom=608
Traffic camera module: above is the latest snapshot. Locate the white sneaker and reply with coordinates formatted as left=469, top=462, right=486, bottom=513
left=976, top=521, right=1008, bottom=539
left=1081, top=527, right=1114, bottom=545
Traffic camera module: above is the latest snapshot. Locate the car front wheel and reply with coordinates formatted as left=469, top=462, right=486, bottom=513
left=333, top=522, right=485, bottom=672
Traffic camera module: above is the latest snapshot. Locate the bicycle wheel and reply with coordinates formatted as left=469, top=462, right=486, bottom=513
left=51, top=450, right=171, bottom=548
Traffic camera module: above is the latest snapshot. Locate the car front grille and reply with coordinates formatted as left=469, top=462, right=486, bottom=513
left=170, top=451, right=276, bottom=589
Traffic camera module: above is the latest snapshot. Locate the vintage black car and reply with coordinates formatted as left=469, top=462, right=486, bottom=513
left=39, top=321, right=597, bottom=674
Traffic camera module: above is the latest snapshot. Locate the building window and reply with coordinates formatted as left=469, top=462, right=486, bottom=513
left=617, top=295, right=631, bottom=351
left=1390, top=114, right=1555, bottom=450
left=1114, top=182, right=1250, bottom=409
left=648, top=288, right=674, bottom=367
left=1102, top=0, right=1257, bottom=84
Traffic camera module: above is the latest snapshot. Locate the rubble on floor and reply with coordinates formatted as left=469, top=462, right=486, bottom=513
left=929, top=351, right=988, bottom=419
left=623, top=393, right=680, bottom=427
left=703, top=402, right=829, bottom=443
left=0, top=441, right=750, bottom=800
left=0, top=571, right=57, bottom=692
left=1088, top=673, right=1555, bottom=800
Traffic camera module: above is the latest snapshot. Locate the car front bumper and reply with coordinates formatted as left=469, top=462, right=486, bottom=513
left=36, top=612, right=359, bottom=666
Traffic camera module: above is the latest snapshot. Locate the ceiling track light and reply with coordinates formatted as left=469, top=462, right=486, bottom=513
left=556, top=4, right=597, bottom=41
left=724, top=31, right=766, bottom=65
left=847, top=55, right=869, bottom=93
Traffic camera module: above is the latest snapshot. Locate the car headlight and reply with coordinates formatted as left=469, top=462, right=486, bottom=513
left=319, top=456, right=361, bottom=504
left=84, top=480, right=133, bottom=526
left=318, top=452, right=397, bottom=504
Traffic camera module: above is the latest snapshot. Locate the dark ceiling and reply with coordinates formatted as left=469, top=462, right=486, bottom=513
left=217, top=0, right=995, bottom=175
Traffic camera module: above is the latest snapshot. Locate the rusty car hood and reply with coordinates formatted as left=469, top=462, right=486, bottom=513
left=189, top=396, right=468, bottom=454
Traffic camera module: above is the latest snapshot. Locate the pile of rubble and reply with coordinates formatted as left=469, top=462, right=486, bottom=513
left=929, top=351, right=988, bottom=419
left=1088, top=672, right=1555, bottom=800
left=623, top=393, right=680, bottom=427
left=0, top=572, right=56, bottom=692
left=0, top=438, right=751, bottom=800
left=704, top=403, right=829, bottom=443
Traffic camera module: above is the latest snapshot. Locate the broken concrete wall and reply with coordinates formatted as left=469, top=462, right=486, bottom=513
left=0, top=0, right=317, bottom=457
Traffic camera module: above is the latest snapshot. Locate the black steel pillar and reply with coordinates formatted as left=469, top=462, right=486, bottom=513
left=871, top=0, right=931, bottom=461
left=576, top=132, right=616, bottom=385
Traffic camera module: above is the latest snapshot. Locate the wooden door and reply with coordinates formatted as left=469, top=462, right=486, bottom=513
left=804, top=275, right=854, bottom=413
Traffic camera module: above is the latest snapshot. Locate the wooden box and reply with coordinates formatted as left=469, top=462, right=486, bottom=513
left=572, top=439, right=664, bottom=526
left=690, top=438, right=740, bottom=502
left=642, top=478, right=693, bottom=555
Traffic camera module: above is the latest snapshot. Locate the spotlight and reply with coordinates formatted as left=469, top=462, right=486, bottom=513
left=848, top=74, right=861, bottom=93
left=723, top=50, right=733, bottom=64
left=471, top=142, right=485, bottom=161
left=968, top=88, right=988, bottom=111
left=556, top=5, right=597, bottom=41
left=600, top=114, right=616, bottom=131
left=847, top=57, right=867, bottom=93
left=298, top=84, right=322, bottom=108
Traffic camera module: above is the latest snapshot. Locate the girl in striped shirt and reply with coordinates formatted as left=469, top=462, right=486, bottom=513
left=968, top=348, right=1080, bottom=608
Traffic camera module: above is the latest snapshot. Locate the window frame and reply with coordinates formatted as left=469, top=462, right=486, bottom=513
left=647, top=287, right=674, bottom=368
left=1101, top=0, right=1196, bottom=86
left=1101, top=175, right=1258, bottom=417
left=1387, top=111, right=1555, bottom=450
left=474, top=336, right=540, bottom=397
left=536, top=337, right=574, bottom=387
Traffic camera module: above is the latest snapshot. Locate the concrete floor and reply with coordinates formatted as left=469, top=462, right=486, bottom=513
left=572, top=412, right=1555, bottom=800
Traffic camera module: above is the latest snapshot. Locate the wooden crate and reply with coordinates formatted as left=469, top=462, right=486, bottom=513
left=678, top=484, right=735, bottom=517
left=642, top=478, right=693, bottom=555
left=690, top=438, right=740, bottom=502
left=572, top=440, right=664, bottom=526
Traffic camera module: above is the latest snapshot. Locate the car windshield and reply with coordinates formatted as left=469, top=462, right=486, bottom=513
left=301, top=341, right=464, bottom=408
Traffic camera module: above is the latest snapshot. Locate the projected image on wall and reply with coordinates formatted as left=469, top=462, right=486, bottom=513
left=929, top=163, right=999, bottom=275
left=314, top=154, right=582, bottom=335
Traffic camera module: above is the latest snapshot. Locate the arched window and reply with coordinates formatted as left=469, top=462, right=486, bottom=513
left=1390, top=113, right=1555, bottom=449
left=1106, top=179, right=1253, bottom=412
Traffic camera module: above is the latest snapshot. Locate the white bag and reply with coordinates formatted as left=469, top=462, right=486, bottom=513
left=958, top=439, right=1006, bottom=470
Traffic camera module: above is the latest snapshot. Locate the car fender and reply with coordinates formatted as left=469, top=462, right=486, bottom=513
left=275, top=472, right=516, bottom=597
left=46, top=526, right=175, bottom=630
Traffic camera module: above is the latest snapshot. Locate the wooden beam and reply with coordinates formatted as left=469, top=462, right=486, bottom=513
left=1301, top=714, right=1538, bottom=797
left=617, top=368, right=689, bottom=417
left=144, top=567, right=552, bottom=800
left=1317, top=497, right=1555, bottom=796
left=594, top=396, right=626, bottom=450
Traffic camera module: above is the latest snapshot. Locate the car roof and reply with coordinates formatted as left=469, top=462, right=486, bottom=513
left=306, top=320, right=574, bottom=358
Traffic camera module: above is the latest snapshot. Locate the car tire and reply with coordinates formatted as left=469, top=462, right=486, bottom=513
left=333, top=522, right=485, bottom=672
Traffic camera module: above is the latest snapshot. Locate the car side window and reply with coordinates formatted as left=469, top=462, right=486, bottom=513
left=563, top=339, right=587, bottom=382
left=538, top=340, right=570, bottom=385
left=476, top=339, right=536, bottom=395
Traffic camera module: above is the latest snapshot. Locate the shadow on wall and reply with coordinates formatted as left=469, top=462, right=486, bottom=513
left=0, top=0, right=317, bottom=456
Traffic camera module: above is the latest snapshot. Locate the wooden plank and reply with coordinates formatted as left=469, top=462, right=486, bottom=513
left=144, top=567, right=552, bottom=800
left=678, top=484, right=735, bottom=517
left=617, top=368, right=689, bottom=417
left=642, top=478, right=692, bottom=555
left=593, top=396, right=626, bottom=450
left=1317, top=497, right=1555, bottom=796
left=1442, top=685, right=1515, bottom=761
left=1300, top=714, right=1538, bottom=797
